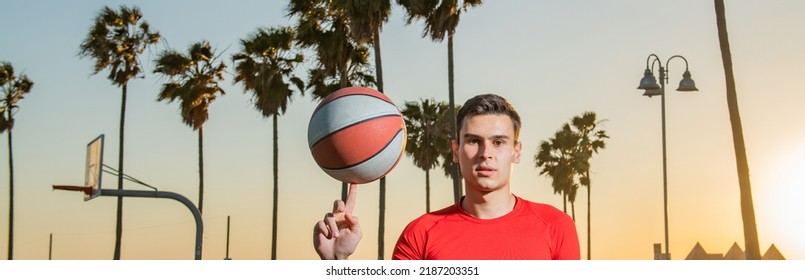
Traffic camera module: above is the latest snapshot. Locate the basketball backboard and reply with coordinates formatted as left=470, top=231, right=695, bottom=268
left=83, top=134, right=104, bottom=201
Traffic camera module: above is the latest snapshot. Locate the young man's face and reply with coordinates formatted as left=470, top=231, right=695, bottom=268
left=452, top=113, right=522, bottom=193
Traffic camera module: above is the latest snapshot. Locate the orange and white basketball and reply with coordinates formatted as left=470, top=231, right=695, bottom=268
left=307, top=87, right=406, bottom=184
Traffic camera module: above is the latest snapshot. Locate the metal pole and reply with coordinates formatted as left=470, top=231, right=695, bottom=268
left=659, top=65, right=670, bottom=260
left=225, top=215, right=231, bottom=260
left=100, top=189, right=203, bottom=260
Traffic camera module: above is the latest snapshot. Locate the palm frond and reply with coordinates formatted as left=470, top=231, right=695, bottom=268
left=154, top=41, right=227, bottom=130
left=0, top=62, right=34, bottom=133
left=78, top=5, right=160, bottom=87
left=398, top=0, right=482, bottom=42
left=402, top=99, right=452, bottom=174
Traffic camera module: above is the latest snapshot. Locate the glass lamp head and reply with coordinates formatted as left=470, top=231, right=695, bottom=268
left=677, top=70, right=698, bottom=91
left=638, top=68, right=661, bottom=90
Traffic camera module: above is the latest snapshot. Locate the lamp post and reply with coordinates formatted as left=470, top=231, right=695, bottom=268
left=637, top=54, right=698, bottom=260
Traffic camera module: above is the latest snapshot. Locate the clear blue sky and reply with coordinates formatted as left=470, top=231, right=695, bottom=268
left=1, top=0, right=804, bottom=260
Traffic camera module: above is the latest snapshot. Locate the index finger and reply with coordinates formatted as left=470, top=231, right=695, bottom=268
left=345, top=183, right=358, bottom=214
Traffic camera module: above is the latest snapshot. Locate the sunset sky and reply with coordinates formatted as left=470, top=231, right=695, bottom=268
left=1, top=0, right=803, bottom=260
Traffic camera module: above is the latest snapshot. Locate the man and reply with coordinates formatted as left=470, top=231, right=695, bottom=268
left=313, top=94, right=580, bottom=260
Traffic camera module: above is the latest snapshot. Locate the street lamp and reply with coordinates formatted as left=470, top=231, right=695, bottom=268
left=637, top=54, right=698, bottom=260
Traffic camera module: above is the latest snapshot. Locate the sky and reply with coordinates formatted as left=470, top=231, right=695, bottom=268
left=1, top=0, right=804, bottom=260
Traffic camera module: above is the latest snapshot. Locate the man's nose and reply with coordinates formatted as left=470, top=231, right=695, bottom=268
left=479, top=142, right=493, bottom=159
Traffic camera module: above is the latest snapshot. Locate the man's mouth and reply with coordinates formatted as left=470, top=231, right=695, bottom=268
left=476, top=165, right=496, bottom=176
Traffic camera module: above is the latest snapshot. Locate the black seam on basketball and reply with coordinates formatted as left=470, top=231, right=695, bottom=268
left=311, top=93, right=395, bottom=115
left=310, top=114, right=401, bottom=149
left=326, top=127, right=403, bottom=171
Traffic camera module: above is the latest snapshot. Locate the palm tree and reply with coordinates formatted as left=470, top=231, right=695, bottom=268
left=335, top=0, right=393, bottom=260
left=714, top=0, right=760, bottom=260
left=232, top=26, right=305, bottom=260
left=287, top=0, right=376, bottom=201
left=397, top=0, right=484, bottom=204
left=153, top=41, right=227, bottom=218
left=535, top=124, right=581, bottom=217
left=438, top=104, right=462, bottom=183
left=77, top=5, right=160, bottom=260
left=569, top=112, right=608, bottom=260
left=402, top=99, right=451, bottom=213
left=0, top=62, right=34, bottom=260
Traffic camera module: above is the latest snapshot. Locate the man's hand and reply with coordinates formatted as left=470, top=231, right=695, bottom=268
left=313, top=183, right=362, bottom=260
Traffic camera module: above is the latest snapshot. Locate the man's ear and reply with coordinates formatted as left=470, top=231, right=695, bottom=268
left=513, top=140, right=522, bottom=164
left=451, top=140, right=459, bottom=163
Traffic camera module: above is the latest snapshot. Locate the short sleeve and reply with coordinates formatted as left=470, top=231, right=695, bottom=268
left=391, top=221, right=424, bottom=260
left=551, top=211, right=580, bottom=260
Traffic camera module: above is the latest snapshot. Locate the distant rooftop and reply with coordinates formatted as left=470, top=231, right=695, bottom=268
left=682, top=242, right=785, bottom=260
left=685, top=242, right=723, bottom=260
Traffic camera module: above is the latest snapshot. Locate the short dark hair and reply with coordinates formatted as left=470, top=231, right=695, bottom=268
left=456, top=94, right=522, bottom=141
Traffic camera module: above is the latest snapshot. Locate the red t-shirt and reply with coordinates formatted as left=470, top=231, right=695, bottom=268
left=392, top=195, right=580, bottom=260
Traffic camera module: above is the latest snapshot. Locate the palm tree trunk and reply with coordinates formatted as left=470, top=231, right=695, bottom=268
left=378, top=178, right=386, bottom=259
left=714, top=0, right=761, bottom=260
left=198, top=127, right=204, bottom=215
left=373, top=28, right=384, bottom=92
left=197, top=126, right=205, bottom=259
left=114, top=84, right=127, bottom=260
left=563, top=192, right=567, bottom=213
left=571, top=201, right=576, bottom=221
left=586, top=171, right=591, bottom=260
left=340, top=62, right=349, bottom=202
left=7, top=111, right=13, bottom=260
left=374, top=26, right=386, bottom=261
left=271, top=114, right=279, bottom=260
left=341, top=184, right=348, bottom=202
left=425, top=169, right=431, bottom=213
left=447, top=32, right=461, bottom=204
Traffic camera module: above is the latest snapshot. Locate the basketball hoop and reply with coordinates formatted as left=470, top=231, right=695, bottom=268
left=50, top=134, right=204, bottom=260
left=52, top=135, right=104, bottom=201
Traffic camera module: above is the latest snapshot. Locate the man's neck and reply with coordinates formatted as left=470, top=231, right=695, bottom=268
left=461, top=187, right=516, bottom=219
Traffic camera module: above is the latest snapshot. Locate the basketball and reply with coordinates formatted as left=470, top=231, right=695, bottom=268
left=307, top=87, right=407, bottom=184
